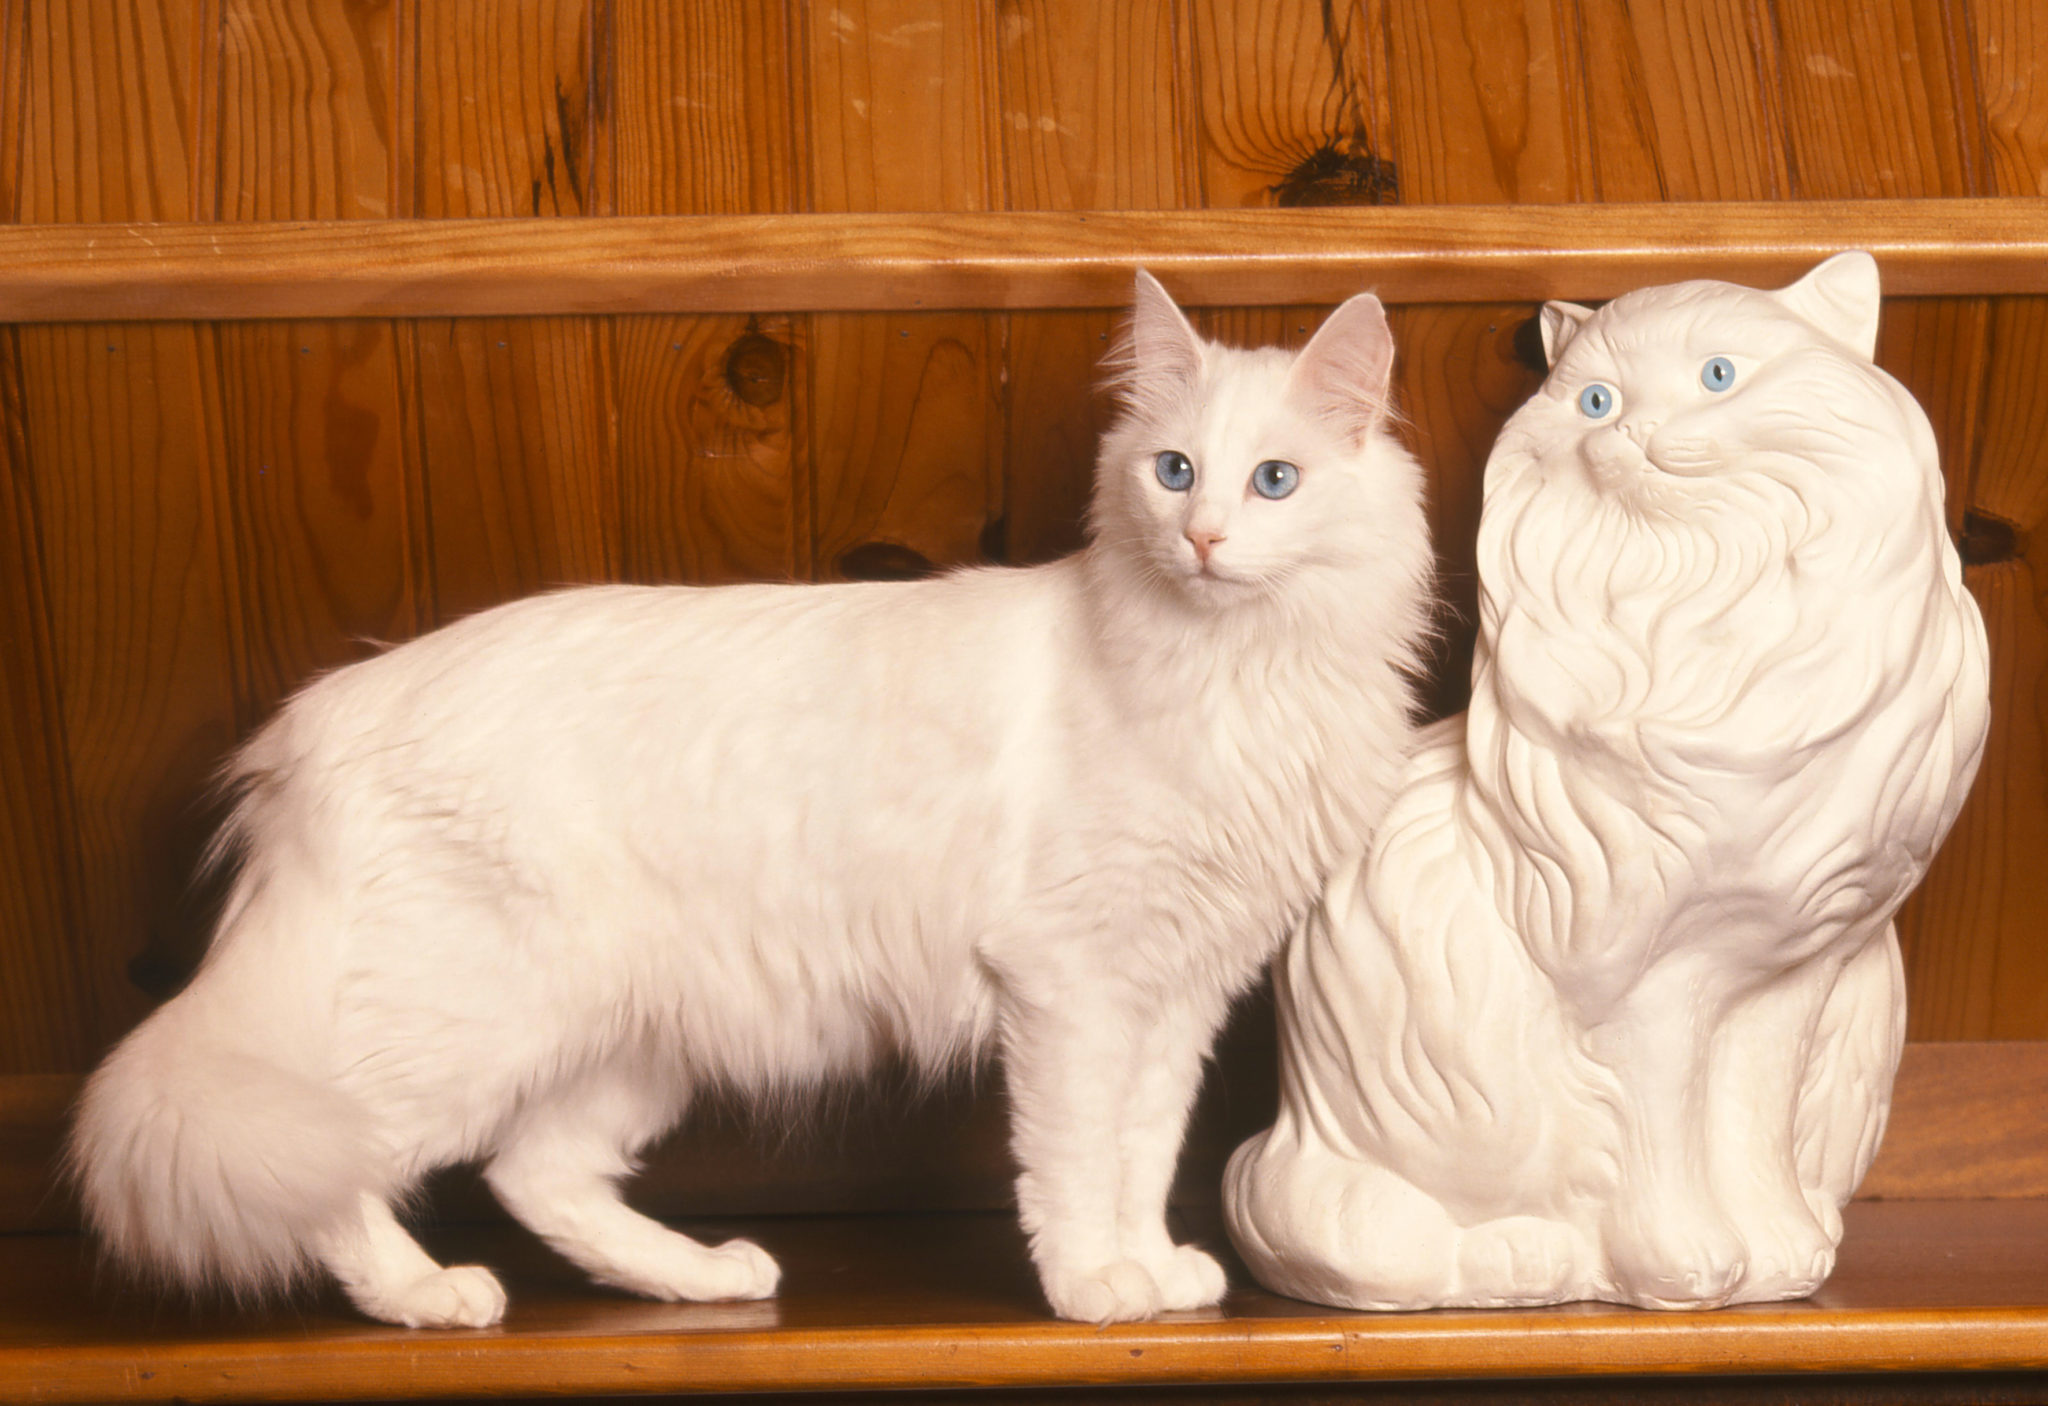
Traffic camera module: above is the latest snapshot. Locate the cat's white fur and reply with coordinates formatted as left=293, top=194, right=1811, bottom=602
left=70, top=273, right=1432, bottom=1329
left=1225, top=253, right=1990, bottom=1311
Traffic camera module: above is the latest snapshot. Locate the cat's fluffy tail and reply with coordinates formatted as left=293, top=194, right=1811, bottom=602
left=67, top=984, right=386, bottom=1300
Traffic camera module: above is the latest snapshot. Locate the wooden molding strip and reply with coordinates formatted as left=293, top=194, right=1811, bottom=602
left=0, top=200, right=2042, bottom=321
left=4, top=1042, right=2043, bottom=1235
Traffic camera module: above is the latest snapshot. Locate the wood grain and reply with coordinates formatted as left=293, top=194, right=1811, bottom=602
left=1571, top=0, right=1788, bottom=201
left=609, top=0, right=806, bottom=583
left=0, top=329, right=90, bottom=1073
left=413, top=317, right=618, bottom=620
left=413, top=0, right=591, bottom=218
left=12, top=322, right=239, bottom=1044
left=1389, top=302, right=1546, bottom=716
left=1384, top=0, right=1580, bottom=203
left=9, top=2, right=239, bottom=1043
left=608, top=0, right=797, bottom=217
left=216, top=0, right=397, bottom=219
left=995, top=0, right=1190, bottom=564
left=1861, top=1043, right=2048, bottom=1198
left=997, top=0, right=1191, bottom=213
left=1190, top=0, right=1394, bottom=207
left=410, top=2, right=615, bottom=618
left=0, top=0, right=23, bottom=221
left=8, top=201, right=2048, bottom=321
left=1773, top=0, right=1979, bottom=201
left=1907, top=294, right=2048, bottom=1040
left=801, top=0, right=1000, bottom=577
left=1973, top=0, right=2048, bottom=199
left=213, top=0, right=423, bottom=726
left=613, top=313, right=804, bottom=583
left=1912, top=0, right=2048, bottom=1041
left=213, top=319, right=424, bottom=716
left=5, top=1202, right=2048, bottom=1401
left=17, top=0, right=202, bottom=222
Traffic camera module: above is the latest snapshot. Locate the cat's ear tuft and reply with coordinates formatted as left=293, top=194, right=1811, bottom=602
left=1774, top=251, right=1881, bottom=360
left=1538, top=301, right=1594, bottom=366
left=1289, top=292, right=1395, bottom=446
left=1125, top=269, right=1205, bottom=388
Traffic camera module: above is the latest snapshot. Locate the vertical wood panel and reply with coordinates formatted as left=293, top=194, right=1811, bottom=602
left=1767, top=0, right=2000, bottom=1037
left=1191, top=0, right=1395, bottom=208
left=1379, top=0, right=1582, bottom=707
left=19, top=0, right=199, bottom=222
left=0, top=0, right=23, bottom=221
left=213, top=318, right=421, bottom=710
left=12, top=1, right=236, bottom=1050
left=997, top=0, right=1192, bottom=563
left=413, top=1, right=615, bottom=619
left=802, top=0, right=1000, bottom=579
left=608, top=0, right=804, bottom=583
left=414, top=0, right=591, bottom=219
left=0, top=330, right=90, bottom=1072
left=1572, top=0, right=1788, bottom=201
left=216, top=0, right=396, bottom=218
left=1898, top=0, right=2048, bottom=1043
left=1383, top=0, right=1581, bottom=204
left=213, top=0, right=422, bottom=722
left=1773, top=0, right=1979, bottom=200
left=14, top=323, right=239, bottom=1044
left=1390, top=304, right=1545, bottom=716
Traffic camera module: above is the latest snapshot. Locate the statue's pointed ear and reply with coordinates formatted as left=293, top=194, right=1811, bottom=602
left=1538, top=301, right=1594, bottom=366
left=1773, top=251, right=1881, bottom=360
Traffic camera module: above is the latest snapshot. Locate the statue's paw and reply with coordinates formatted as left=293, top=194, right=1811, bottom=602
left=1609, top=1215, right=1747, bottom=1310
left=1455, top=1216, right=1582, bottom=1306
left=1731, top=1215, right=1836, bottom=1303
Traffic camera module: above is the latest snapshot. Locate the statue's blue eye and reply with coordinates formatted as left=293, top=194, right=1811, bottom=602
left=1251, top=460, right=1299, bottom=500
left=1155, top=450, right=1194, bottom=491
left=1579, top=383, right=1615, bottom=418
left=1702, top=356, right=1736, bottom=392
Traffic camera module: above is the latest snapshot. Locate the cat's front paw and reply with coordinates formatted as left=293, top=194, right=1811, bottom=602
left=1041, top=1259, right=1162, bottom=1324
left=365, top=1265, right=509, bottom=1329
left=1146, top=1245, right=1227, bottom=1312
left=700, top=1237, right=782, bottom=1301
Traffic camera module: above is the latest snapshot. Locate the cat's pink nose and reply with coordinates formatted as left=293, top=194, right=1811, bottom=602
left=1187, top=528, right=1225, bottom=565
left=1620, top=415, right=1661, bottom=443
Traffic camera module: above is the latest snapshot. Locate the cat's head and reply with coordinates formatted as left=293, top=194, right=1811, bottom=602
left=1506, top=251, right=1930, bottom=519
left=1089, top=271, right=1423, bottom=610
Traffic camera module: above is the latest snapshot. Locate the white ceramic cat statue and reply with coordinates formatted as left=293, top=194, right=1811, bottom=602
left=1225, top=252, right=1990, bottom=1311
left=70, top=272, right=1433, bottom=1329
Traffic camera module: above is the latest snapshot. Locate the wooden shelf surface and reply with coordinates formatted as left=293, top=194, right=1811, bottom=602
left=4, top=1201, right=2046, bottom=1403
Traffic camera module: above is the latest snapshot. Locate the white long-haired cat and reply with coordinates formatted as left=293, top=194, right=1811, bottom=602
left=70, top=272, right=1432, bottom=1329
left=1225, top=253, right=1990, bottom=1311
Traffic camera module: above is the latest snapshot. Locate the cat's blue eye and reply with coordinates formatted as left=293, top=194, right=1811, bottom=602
left=1701, top=356, right=1736, bottom=392
left=1251, top=460, right=1300, bottom=500
left=1578, top=383, right=1615, bottom=418
left=1155, top=450, right=1194, bottom=492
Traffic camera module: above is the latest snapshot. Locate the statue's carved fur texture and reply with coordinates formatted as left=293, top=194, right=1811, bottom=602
left=1226, top=254, right=1991, bottom=1311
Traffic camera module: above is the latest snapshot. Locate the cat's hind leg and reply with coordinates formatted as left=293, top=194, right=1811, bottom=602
left=318, top=1192, right=508, bottom=1328
left=483, top=1067, right=778, bottom=1303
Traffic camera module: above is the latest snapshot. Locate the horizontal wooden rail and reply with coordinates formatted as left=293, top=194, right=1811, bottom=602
left=0, top=199, right=2042, bottom=321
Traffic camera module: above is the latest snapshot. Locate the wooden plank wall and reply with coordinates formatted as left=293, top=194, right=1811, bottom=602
left=0, top=0, right=2043, bottom=1096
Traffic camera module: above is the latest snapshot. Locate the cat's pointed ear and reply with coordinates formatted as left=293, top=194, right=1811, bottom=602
left=1773, top=251, right=1881, bottom=359
left=1289, top=292, right=1395, bottom=445
left=1127, top=268, right=1204, bottom=386
left=1538, top=301, right=1594, bottom=366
